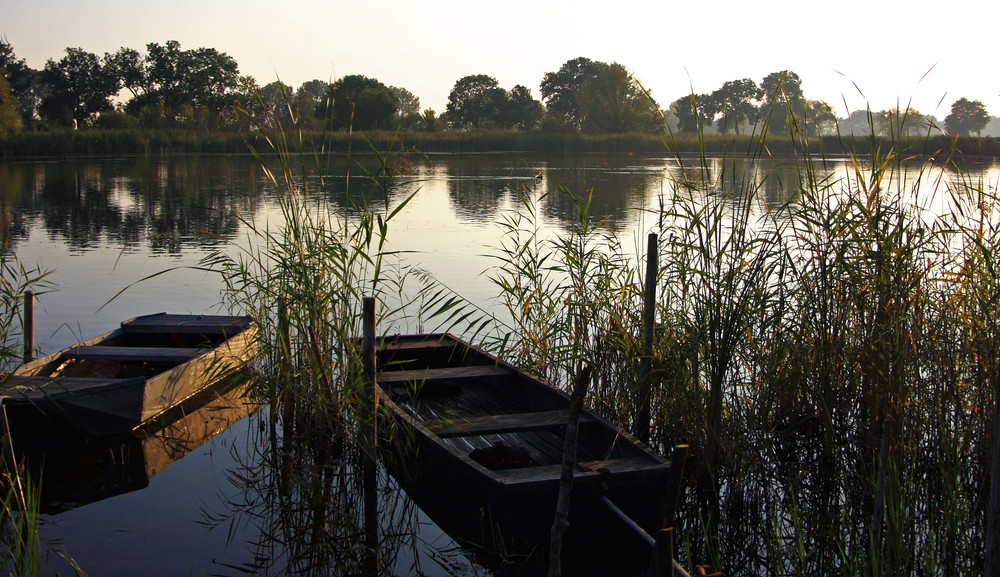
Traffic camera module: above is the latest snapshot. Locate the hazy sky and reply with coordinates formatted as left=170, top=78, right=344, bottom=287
left=4, top=0, right=998, bottom=120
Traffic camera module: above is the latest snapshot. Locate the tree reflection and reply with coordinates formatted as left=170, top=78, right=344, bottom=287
left=6, top=156, right=257, bottom=252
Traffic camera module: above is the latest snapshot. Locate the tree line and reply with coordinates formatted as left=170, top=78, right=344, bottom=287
left=0, top=37, right=993, bottom=140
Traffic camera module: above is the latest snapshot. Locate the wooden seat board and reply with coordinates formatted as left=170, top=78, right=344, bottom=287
left=66, top=345, right=207, bottom=363
left=122, top=314, right=251, bottom=336
left=494, top=457, right=672, bottom=488
left=377, top=365, right=512, bottom=385
left=425, top=409, right=588, bottom=437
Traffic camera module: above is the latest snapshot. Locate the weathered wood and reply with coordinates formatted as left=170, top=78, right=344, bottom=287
left=377, top=338, right=454, bottom=353
left=378, top=364, right=512, bottom=385
left=374, top=331, right=676, bottom=567
left=648, top=528, right=674, bottom=577
left=660, top=445, right=689, bottom=530
left=22, top=290, right=34, bottom=363
left=362, top=298, right=380, bottom=575
left=496, top=457, right=671, bottom=488
left=637, top=232, right=657, bottom=444
left=600, top=494, right=656, bottom=547
left=122, top=313, right=252, bottom=335
left=362, top=297, right=377, bottom=457
left=66, top=345, right=207, bottom=363
left=3, top=376, right=147, bottom=394
left=549, top=365, right=593, bottom=577
left=425, top=409, right=592, bottom=437
left=4, top=313, right=256, bottom=435
left=988, top=366, right=1000, bottom=577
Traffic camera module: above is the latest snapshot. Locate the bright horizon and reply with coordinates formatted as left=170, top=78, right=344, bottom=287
left=4, top=0, right=998, bottom=122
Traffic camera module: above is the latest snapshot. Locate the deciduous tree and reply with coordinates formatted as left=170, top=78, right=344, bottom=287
left=419, top=108, right=442, bottom=132
left=257, top=81, right=294, bottom=128
left=293, top=79, right=329, bottom=129
left=1, top=38, right=41, bottom=126
left=669, top=94, right=713, bottom=133
left=445, top=74, right=506, bottom=129
left=945, top=97, right=989, bottom=137
left=390, top=85, right=421, bottom=129
left=539, top=57, right=605, bottom=131
left=0, top=69, right=21, bottom=136
left=577, top=63, right=661, bottom=134
left=323, top=75, right=398, bottom=131
left=39, top=47, right=117, bottom=127
left=110, top=41, right=242, bottom=128
left=710, top=78, right=762, bottom=134
left=500, top=85, right=543, bottom=130
left=759, top=70, right=804, bottom=135
left=802, top=100, right=836, bottom=136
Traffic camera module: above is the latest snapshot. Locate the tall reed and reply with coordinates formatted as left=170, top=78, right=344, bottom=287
left=0, top=248, right=50, bottom=575
left=480, top=85, right=1000, bottom=575
left=200, top=77, right=1000, bottom=575
left=206, top=88, right=430, bottom=447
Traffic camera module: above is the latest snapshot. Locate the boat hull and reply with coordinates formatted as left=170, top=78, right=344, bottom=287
left=2, top=313, right=256, bottom=434
left=371, top=333, right=679, bottom=554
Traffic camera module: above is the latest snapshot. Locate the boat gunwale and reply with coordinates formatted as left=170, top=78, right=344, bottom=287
left=373, top=332, right=671, bottom=492
left=3, top=313, right=257, bottom=434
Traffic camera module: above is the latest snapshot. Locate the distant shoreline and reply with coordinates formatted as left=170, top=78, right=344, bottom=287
left=2, top=129, right=997, bottom=160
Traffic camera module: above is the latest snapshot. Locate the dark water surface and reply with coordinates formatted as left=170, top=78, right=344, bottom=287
left=1, top=152, right=997, bottom=575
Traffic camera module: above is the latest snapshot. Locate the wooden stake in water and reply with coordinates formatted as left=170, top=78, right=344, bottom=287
left=362, top=297, right=377, bottom=452
left=362, top=297, right=380, bottom=576
left=548, top=364, right=593, bottom=577
left=22, top=290, right=34, bottom=363
left=986, top=367, right=1000, bottom=576
left=636, top=233, right=657, bottom=444
left=873, top=418, right=892, bottom=543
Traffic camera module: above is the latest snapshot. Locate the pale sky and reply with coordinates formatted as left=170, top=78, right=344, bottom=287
left=3, top=0, right=998, bottom=120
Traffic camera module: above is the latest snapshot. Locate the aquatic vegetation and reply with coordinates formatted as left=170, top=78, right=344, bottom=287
left=205, top=80, right=1000, bottom=575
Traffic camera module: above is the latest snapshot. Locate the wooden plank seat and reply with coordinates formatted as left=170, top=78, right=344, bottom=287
left=377, top=365, right=512, bottom=385
left=376, top=338, right=455, bottom=353
left=425, top=410, right=593, bottom=438
left=65, top=345, right=207, bottom=363
left=122, top=314, right=252, bottom=336
left=2, top=376, right=148, bottom=397
left=493, top=457, right=672, bottom=490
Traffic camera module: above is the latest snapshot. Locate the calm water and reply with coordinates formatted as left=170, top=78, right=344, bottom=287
left=2, top=152, right=998, bottom=575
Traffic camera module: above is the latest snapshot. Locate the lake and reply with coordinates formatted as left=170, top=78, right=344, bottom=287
left=2, top=151, right=998, bottom=575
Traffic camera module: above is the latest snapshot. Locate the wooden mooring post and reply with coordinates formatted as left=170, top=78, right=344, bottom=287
left=548, top=364, right=593, bottom=577
left=636, top=233, right=658, bottom=444
left=22, top=290, right=34, bottom=363
left=596, top=444, right=692, bottom=577
left=987, top=363, right=1000, bottom=576
left=361, top=297, right=380, bottom=576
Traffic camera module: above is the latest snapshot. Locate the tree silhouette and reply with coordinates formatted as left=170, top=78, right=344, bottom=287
left=445, top=74, right=506, bottom=129
left=39, top=47, right=118, bottom=127
left=577, top=63, right=661, bottom=134
left=944, top=97, right=989, bottom=137
left=709, top=79, right=762, bottom=135
left=323, top=75, right=398, bottom=131
left=540, top=57, right=605, bottom=131
left=759, top=70, right=804, bottom=135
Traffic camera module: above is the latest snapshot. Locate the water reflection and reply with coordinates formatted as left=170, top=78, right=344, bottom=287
left=5, top=376, right=254, bottom=514
left=2, top=153, right=997, bottom=257
left=2, top=156, right=257, bottom=252
left=199, top=406, right=487, bottom=575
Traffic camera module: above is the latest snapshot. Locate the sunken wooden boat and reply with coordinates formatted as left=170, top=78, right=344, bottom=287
left=1, top=313, right=256, bottom=435
left=372, top=333, right=683, bottom=547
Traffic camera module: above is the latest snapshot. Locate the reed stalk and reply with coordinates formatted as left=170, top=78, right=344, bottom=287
left=480, top=82, right=1000, bottom=575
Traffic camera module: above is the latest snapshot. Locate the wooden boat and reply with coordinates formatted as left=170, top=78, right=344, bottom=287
left=372, top=333, right=684, bottom=552
left=1, top=313, right=256, bottom=435
left=2, top=379, right=255, bottom=514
